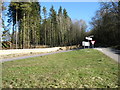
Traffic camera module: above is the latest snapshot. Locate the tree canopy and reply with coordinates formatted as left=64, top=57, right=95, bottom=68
left=90, top=2, right=120, bottom=47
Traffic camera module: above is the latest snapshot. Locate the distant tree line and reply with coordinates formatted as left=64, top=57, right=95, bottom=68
left=2, top=2, right=87, bottom=49
left=89, top=2, right=120, bottom=47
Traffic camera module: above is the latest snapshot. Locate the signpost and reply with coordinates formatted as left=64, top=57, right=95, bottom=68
left=85, top=37, right=92, bottom=41
left=82, top=35, right=95, bottom=48
left=82, top=41, right=90, bottom=48
left=91, top=40, right=95, bottom=48
left=85, top=36, right=92, bottom=48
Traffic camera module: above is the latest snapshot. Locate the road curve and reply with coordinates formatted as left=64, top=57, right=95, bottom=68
left=95, top=48, right=120, bottom=63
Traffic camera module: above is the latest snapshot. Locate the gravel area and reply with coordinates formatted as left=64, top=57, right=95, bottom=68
left=0, top=47, right=63, bottom=60
left=1, top=50, right=73, bottom=63
left=0, top=47, right=61, bottom=55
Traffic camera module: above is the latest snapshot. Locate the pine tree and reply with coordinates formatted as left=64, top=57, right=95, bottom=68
left=42, top=6, right=47, bottom=45
left=57, top=6, right=63, bottom=46
left=63, top=8, right=68, bottom=46
left=8, top=2, right=41, bottom=49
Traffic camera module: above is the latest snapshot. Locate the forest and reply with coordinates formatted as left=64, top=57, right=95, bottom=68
left=90, top=2, right=120, bottom=48
left=1, top=1, right=120, bottom=49
left=2, top=2, right=87, bottom=49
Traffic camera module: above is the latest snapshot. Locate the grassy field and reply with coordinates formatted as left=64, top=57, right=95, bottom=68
left=2, top=49, right=119, bottom=88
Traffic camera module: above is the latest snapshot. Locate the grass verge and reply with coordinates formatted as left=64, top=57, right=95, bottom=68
left=2, top=49, right=119, bottom=88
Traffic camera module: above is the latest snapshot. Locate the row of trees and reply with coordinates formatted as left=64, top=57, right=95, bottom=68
left=2, top=2, right=87, bottom=49
left=90, top=2, right=120, bottom=47
left=40, top=6, right=87, bottom=47
left=8, top=2, right=41, bottom=49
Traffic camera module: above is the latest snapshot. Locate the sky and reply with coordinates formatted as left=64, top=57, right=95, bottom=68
left=3, top=2, right=100, bottom=31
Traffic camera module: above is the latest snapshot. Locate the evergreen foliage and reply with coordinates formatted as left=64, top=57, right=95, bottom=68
left=6, top=2, right=87, bottom=48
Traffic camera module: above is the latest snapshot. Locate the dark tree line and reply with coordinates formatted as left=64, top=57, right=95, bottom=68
left=90, top=2, right=120, bottom=47
left=2, top=2, right=87, bottom=49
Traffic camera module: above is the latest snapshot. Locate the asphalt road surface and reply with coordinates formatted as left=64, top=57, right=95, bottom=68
left=95, top=48, right=120, bottom=63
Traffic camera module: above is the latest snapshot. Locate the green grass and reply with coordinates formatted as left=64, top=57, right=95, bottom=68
left=2, top=49, right=119, bottom=88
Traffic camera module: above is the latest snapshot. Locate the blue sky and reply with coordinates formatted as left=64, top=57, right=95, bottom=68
left=41, top=2, right=100, bottom=30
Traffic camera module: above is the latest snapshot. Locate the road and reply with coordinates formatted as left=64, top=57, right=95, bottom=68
left=1, top=48, right=120, bottom=63
left=95, top=48, right=120, bottom=63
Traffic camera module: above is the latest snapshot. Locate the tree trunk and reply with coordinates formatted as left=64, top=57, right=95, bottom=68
left=12, top=24, right=15, bottom=49
left=23, top=13, right=25, bottom=49
left=45, top=21, right=46, bottom=45
left=27, top=14, right=30, bottom=48
left=15, top=10, right=18, bottom=49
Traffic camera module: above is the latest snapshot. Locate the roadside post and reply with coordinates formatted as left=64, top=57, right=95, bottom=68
left=82, top=41, right=90, bottom=49
left=85, top=37, right=92, bottom=48
left=91, top=40, right=95, bottom=48
left=82, top=35, right=94, bottom=49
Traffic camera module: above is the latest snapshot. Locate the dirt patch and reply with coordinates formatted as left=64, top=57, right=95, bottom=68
left=0, top=46, right=80, bottom=60
left=0, top=52, right=44, bottom=60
